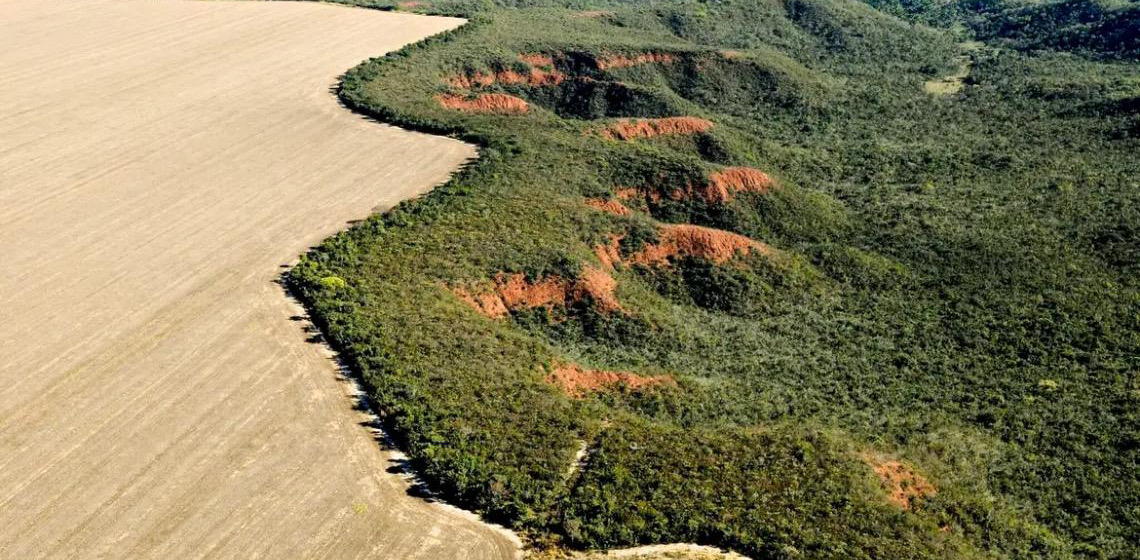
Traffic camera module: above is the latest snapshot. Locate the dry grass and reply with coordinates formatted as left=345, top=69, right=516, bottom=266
left=572, top=10, right=614, bottom=18
left=519, top=53, right=556, bottom=67
left=595, top=52, right=677, bottom=70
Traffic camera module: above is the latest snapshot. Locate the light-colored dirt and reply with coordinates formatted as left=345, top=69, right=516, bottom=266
left=545, top=363, right=675, bottom=398
left=595, top=52, right=676, bottom=70
left=529, top=543, right=747, bottom=560
left=0, top=1, right=518, bottom=559
left=923, top=41, right=983, bottom=96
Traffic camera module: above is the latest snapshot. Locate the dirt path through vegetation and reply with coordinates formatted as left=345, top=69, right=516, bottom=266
left=0, top=1, right=515, bottom=558
left=924, top=41, right=984, bottom=95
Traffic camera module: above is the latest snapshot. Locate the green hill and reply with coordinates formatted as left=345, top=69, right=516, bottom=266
left=287, top=0, right=1140, bottom=558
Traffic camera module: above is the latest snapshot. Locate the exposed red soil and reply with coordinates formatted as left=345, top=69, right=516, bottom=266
left=704, top=166, right=775, bottom=202
left=595, top=52, right=677, bottom=70
left=447, top=67, right=566, bottom=89
left=598, top=117, right=714, bottom=141
left=613, top=187, right=640, bottom=201
left=452, top=266, right=621, bottom=318
left=396, top=1, right=430, bottom=7
left=614, top=186, right=662, bottom=204
left=573, top=266, right=622, bottom=312
left=863, top=455, right=938, bottom=510
left=628, top=224, right=770, bottom=266
left=451, top=288, right=510, bottom=318
left=518, top=53, right=555, bottom=67
left=614, top=167, right=774, bottom=206
left=584, top=198, right=632, bottom=216
left=436, top=93, right=529, bottom=114
left=495, top=273, right=569, bottom=309
left=720, top=50, right=745, bottom=59
left=546, top=363, right=676, bottom=398
left=594, top=234, right=623, bottom=270
left=450, top=274, right=565, bottom=318
left=594, top=225, right=769, bottom=270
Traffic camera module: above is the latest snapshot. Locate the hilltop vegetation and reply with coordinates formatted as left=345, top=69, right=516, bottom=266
left=288, top=0, right=1140, bottom=558
left=864, top=0, right=1139, bottom=60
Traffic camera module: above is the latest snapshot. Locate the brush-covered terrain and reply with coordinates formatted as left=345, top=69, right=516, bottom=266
left=287, top=0, right=1140, bottom=558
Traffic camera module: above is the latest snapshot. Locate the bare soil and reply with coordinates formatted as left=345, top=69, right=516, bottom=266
left=448, top=67, right=566, bottom=89
left=627, top=225, right=770, bottom=266
left=519, top=53, right=556, bottom=67
left=545, top=364, right=675, bottom=398
left=598, top=117, right=715, bottom=141
left=595, top=53, right=677, bottom=70
left=0, top=1, right=517, bottom=558
left=923, top=42, right=983, bottom=96
left=862, top=454, right=938, bottom=510
left=529, top=543, right=746, bottom=560
left=584, top=198, right=633, bottom=216
left=438, top=93, right=530, bottom=114
left=704, top=167, right=775, bottom=202
left=452, top=267, right=621, bottom=318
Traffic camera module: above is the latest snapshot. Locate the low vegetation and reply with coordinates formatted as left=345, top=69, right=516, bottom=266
left=288, top=0, right=1140, bottom=558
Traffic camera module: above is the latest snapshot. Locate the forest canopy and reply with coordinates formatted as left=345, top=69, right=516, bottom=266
left=288, top=0, right=1140, bottom=557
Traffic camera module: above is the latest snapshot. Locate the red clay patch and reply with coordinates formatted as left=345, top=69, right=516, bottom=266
left=616, top=167, right=775, bottom=206
left=628, top=224, right=770, bottom=266
left=495, top=273, right=569, bottom=309
left=574, top=10, right=613, bottom=18
left=452, top=266, right=621, bottom=318
left=613, top=187, right=640, bottom=201
left=396, top=1, right=429, bottom=8
left=720, top=50, right=744, bottom=59
left=437, top=93, right=529, bottom=114
left=598, top=117, right=714, bottom=141
left=595, top=52, right=676, bottom=70
left=519, top=53, right=556, bottom=67
left=613, top=186, right=662, bottom=204
left=451, top=288, right=510, bottom=318
left=594, top=235, right=623, bottom=270
left=546, top=362, right=676, bottom=398
left=863, top=454, right=938, bottom=510
left=584, top=198, right=632, bottom=216
left=705, top=167, right=775, bottom=202
left=447, top=67, right=566, bottom=89
left=573, top=266, right=622, bottom=313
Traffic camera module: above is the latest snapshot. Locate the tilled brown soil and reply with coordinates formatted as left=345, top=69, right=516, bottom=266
left=0, top=1, right=515, bottom=558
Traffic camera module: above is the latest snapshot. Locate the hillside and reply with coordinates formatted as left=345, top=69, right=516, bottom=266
left=288, top=0, right=1140, bottom=558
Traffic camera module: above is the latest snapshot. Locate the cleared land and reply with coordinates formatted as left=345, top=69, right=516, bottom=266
left=0, top=1, right=513, bottom=558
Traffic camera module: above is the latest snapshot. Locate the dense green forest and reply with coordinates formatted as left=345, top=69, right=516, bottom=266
left=287, top=0, right=1140, bottom=557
